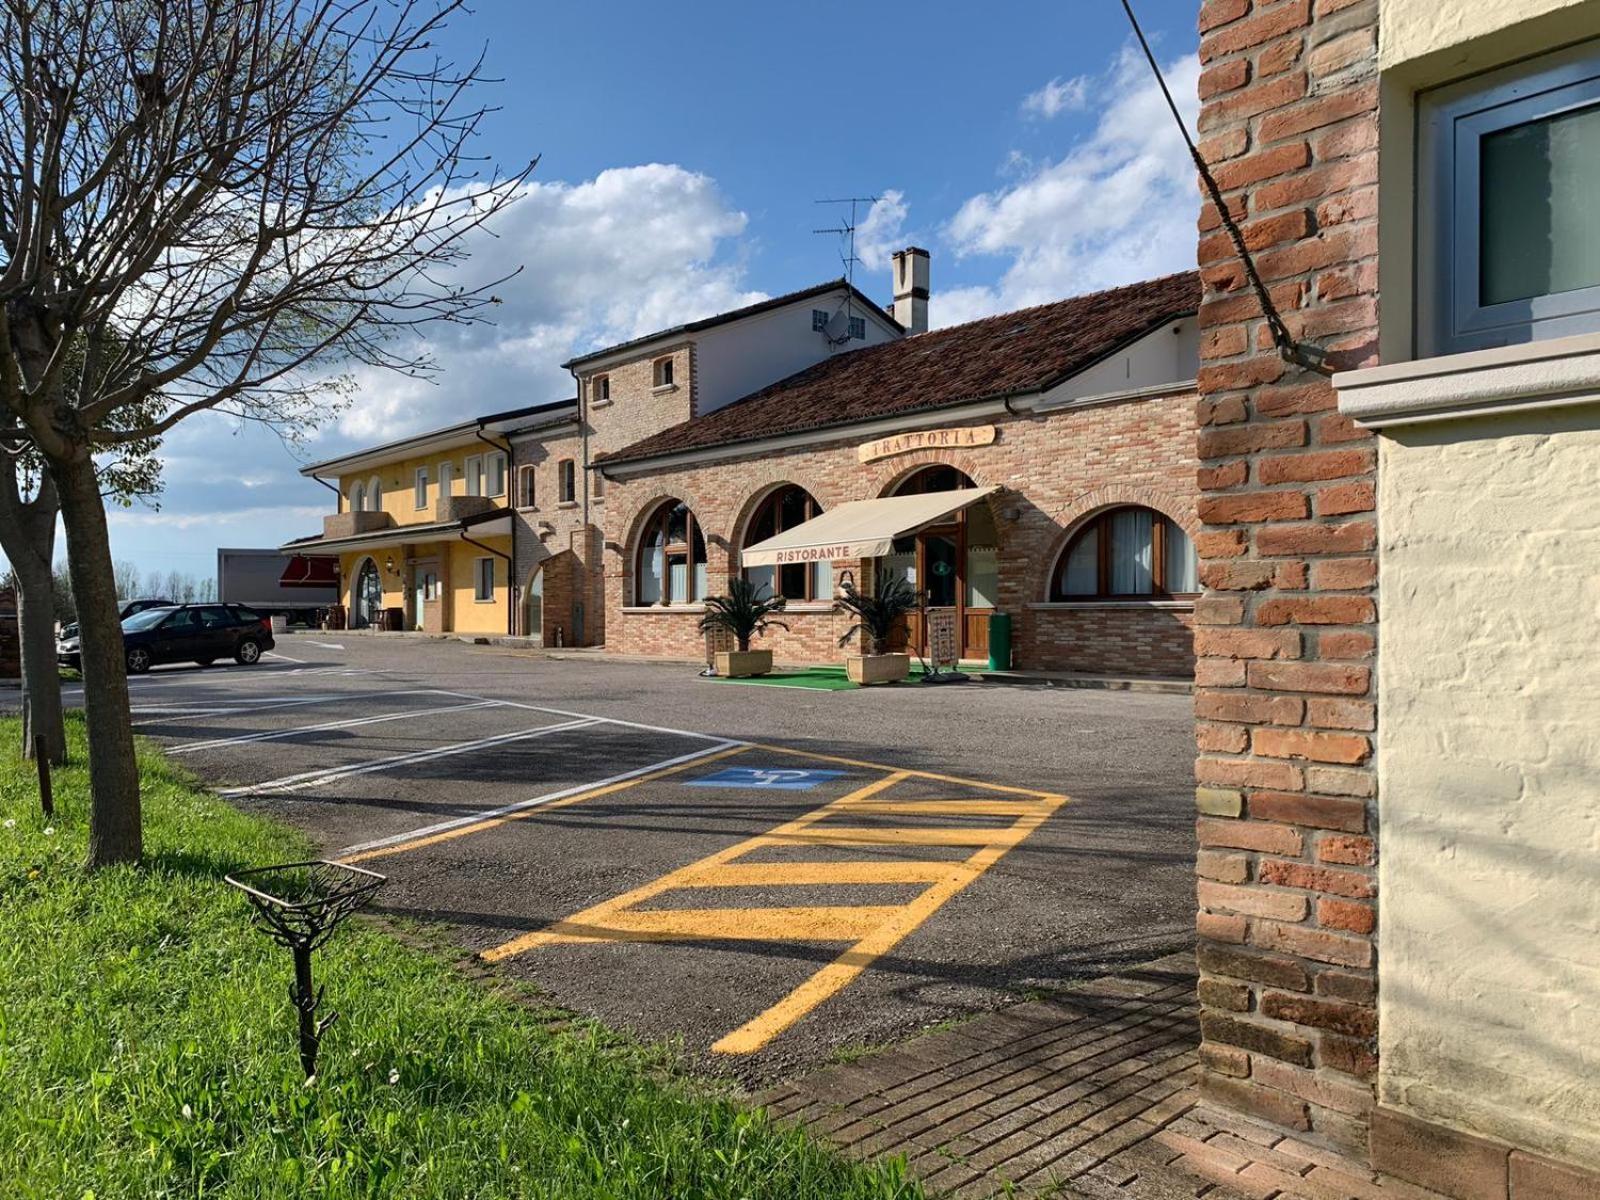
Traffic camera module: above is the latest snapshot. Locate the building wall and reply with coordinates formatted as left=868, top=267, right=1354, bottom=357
left=601, top=391, right=1198, bottom=674
left=446, top=537, right=510, bottom=636
left=1380, top=0, right=1592, bottom=71
left=1377, top=404, right=1600, bottom=1171
left=692, top=291, right=901, bottom=416
left=1191, top=0, right=1383, bottom=1154
left=336, top=443, right=510, bottom=523
left=511, top=424, right=586, bottom=639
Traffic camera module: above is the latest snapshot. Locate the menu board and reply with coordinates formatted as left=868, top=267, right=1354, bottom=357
left=927, top=609, right=958, bottom=670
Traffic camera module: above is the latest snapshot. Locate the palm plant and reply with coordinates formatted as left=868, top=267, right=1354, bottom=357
left=698, top=577, right=790, bottom=652
left=834, top=572, right=919, bottom=655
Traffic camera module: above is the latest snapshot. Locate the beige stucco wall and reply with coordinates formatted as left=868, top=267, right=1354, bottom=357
left=1381, top=0, right=1598, bottom=75
left=1377, top=402, right=1600, bottom=1169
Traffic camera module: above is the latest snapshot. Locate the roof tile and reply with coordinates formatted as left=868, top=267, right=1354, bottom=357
left=600, top=270, right=1200, bottom=465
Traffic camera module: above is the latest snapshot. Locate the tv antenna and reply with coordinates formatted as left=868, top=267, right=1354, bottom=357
left=813, top=195, right=878, bottom=345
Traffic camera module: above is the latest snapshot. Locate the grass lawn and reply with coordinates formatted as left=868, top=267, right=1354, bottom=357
left=0, top=713, right=923, bottom=1199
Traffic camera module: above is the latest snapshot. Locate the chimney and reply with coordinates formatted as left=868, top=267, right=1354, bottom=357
left=892, top=247, right=929, bottom=334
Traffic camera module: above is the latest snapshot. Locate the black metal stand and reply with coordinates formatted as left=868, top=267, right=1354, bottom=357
left=226, top=860, right=385, bottom=1079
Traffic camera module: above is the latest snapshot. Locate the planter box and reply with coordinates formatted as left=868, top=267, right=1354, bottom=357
left=846, top=653, right=911, bottom=685
left=716, top=649, right=772, bottom=678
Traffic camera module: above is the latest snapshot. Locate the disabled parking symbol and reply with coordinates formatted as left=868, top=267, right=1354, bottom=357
left=688, top=766, right=848, bottom=791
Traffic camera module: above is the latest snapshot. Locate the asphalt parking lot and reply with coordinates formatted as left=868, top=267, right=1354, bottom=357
left=107, top=635, right=1196, bottom=1084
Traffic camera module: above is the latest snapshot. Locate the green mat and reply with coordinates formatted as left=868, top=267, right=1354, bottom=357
left=702, top=663, right=928, bottom=691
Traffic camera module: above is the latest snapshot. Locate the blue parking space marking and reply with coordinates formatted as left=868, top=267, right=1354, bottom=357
left=688, top=767, right=848, bottom=791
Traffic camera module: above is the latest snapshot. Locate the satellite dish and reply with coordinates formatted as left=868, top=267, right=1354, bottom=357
left=824, top=309, right=851, bottom=343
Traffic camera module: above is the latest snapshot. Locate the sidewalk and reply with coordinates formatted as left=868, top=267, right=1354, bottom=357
left=758, top=954, right=1446, bottom=1200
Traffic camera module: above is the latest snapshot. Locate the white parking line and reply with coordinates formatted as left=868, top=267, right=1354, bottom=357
left=433, top=691, right=736, bottom=744
left=132, top=694, right=346, bottom=717
left=335, top=739, right=746, bottom=859
left=218, top=717, right=600, bottom=798
left=307, top=641, right=345, bottom=650
left=167, top=700, right=503, bottom=755
left=131, top=688, right=468, bottom=721
left=263, top=651, right=306, bottom=664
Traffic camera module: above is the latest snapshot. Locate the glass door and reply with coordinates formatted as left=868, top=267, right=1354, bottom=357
left=921, top=527, right=963, bottom=662
left=353, top=560, right=383, bottom=630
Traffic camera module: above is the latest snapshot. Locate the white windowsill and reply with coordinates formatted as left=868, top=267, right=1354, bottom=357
left=1335, top=331, right=1600, bottom=428
left=1029, top=600, right=1196, bottom=611
left=651, top=383, right=678, bottom=395
left=591, top=397, right=612, bottom=408
left=622, top=604, right=705, bottom=614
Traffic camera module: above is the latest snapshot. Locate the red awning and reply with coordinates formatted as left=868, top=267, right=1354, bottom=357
left=279, top=554, right=339, bottom=589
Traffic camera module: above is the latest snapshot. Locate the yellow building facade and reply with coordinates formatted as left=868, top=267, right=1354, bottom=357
left=283, top=402, right=572, bottom=636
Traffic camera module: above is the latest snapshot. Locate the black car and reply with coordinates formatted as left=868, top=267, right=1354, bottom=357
left=58, top=597, right=174, bottom=651
left=112, top=604, right=276, bottom=674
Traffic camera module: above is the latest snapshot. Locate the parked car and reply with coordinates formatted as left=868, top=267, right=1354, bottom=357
left=58, top=604, right=275, bottom=674
left=58, top=597, right=174, bottom=648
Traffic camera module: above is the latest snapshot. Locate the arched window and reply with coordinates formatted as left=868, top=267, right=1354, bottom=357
left=743, top=485, right=830, bottom=601
left=349, top=482, right=365, bottom=513
left=636, top=500, right=706, bottom=605
left=1051, top=507, right=1198, bottom=600
left=367, top=475, right=383, bottom=511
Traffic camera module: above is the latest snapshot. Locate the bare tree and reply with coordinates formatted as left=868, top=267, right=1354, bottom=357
left=0, top=0, right=532, bottom=866
left=1, top=338, right=159, bottom=764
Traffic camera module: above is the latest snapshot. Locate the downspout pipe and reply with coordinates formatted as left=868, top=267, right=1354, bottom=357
left=474, top=421, right=517, bottom=634
left=308, top=471, right=343, bottom=506
left=460, top=526, right=514, bottom=637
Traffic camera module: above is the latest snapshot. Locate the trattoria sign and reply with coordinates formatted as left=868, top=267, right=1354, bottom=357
left=858, top=424, right=996, bottom=464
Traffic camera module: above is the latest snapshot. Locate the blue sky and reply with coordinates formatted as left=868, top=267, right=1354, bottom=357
left=80, top=0, right=1201, bottom=580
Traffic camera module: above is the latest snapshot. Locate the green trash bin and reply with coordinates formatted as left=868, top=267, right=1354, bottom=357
left=987, top=612, right=1013, bottom=672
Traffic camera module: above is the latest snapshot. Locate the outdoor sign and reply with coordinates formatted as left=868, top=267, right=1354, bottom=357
left=857, top=424, right=996, bottom=465
left=927, top=608, right=958, bottom=670
left=689, top=767, right=848, bottom=790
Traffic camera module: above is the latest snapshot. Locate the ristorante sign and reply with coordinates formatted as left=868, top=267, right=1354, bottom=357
left=857, top=424, right=997, bottom=464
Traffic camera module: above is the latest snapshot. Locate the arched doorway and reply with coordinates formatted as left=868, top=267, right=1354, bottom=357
left=882, top=465, right=996, bottom=661
left=352, top=558, right=383, bottom=629
left=521, top=566, right=544, bottom=643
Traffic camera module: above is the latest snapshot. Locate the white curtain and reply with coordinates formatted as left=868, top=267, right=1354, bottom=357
left=1109, top=508, right=1153, bottom=595
left=1164, top=520, right=1198, bottom=593
left=745, top=565, right=775, bottom=596
left=638, top=542, right=664, bottom=604
left=1060, top=527, right=1097, bottom=596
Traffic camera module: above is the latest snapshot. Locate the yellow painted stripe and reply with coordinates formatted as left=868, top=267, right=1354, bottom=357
left=762, top=826, right=1030, bottom=847
left=340, top=744, right=748, bottom=864
left=679, top=860, right=967, bottom=887
left=482, top=771, right=910, bottom=962
left=521, top=904, right=902, bottom=946
left=711, top=803, right=1067, bottom=1055
left=837, top=799, right=1046, bottom=817
left=744, top=740, right=1065, bottom=801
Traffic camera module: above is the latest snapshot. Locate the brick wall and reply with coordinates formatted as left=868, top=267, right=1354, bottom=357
left=601, top=391, right=1199, bottom=673
left=1192, top=0, right=1381, bottom=1154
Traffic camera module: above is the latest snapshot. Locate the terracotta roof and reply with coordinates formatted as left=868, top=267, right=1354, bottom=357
left=562, top=279, right=902, bottom=369
left=599, top=270, right=1200, bottom=466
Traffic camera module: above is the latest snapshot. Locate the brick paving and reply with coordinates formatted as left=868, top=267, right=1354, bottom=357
left=759, top=954, right=1449, bottom=1200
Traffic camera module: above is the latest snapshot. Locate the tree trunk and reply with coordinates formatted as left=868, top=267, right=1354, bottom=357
left=0, top=466, right=65, bottom=764
left=53, top=451, right=141, bottom=868
left=15, top=556, right=66, bottom=764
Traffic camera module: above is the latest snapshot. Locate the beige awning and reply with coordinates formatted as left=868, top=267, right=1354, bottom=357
left=740, top=486, right=997, bottom=566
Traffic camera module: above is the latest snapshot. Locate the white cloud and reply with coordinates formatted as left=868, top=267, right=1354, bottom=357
left=325, top=163, right=765, bottom=445
left=853, top=190, right=910, bottom=271
left=1021, top=75, right=1089, bottom=119
left=92, top=163, right=766, bottom=571
left=935, top=44, right=1200, bottom=327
